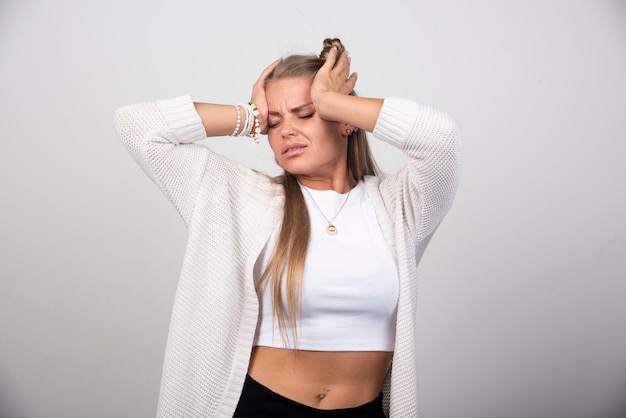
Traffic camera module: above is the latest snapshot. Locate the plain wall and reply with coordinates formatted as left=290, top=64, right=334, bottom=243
left=1, top=0, right=624, bottom=417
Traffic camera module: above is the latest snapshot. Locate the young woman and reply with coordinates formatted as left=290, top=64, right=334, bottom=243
left=115, top=38, right=461, bottom=418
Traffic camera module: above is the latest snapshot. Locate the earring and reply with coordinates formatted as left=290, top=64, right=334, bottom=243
left=346, top=129, right=352, bottom=135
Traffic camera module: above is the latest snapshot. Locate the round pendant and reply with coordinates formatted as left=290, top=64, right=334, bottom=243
left=326, top=224, right=337, bottom=235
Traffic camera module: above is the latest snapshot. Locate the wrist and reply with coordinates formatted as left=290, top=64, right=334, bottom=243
left=229, top=103, right=260, bottom=145
left=314, top=91, right=343, bottom=121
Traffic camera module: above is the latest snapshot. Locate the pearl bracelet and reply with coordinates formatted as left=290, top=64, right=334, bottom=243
left=231, top=104, right=242, bottom=136
left=230, top=103, right=260, bottom=146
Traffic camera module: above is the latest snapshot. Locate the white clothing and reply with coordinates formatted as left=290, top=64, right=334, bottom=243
left=114, top=95, right=462, bottom=417
left=253, top=180, right=400, bottom=352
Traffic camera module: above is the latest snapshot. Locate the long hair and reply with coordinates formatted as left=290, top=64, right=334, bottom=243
left=259, top=38, right=380, bottom=346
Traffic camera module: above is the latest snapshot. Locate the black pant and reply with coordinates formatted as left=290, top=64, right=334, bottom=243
left=233, top=374, right=386, bottom=418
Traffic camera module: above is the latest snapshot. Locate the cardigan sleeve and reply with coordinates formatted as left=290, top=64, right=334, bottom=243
left=114, top=95, right=215, bottom=225
left=373, top=97, right=462, bottom=242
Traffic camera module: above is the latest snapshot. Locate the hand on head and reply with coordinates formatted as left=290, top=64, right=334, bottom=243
left=250, top=57, right=283, bottom=134
left=311, top=46, right=358, bottom=108
left=249, top=38, right=358, bottom=134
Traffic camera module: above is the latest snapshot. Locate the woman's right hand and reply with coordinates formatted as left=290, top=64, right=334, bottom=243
left=250, top=58, right=282, bottom=134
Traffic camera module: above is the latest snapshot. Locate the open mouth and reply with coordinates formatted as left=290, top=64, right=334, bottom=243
left=282, top=144, right=307, bottom=157
left=284, top=146, right=305, bottom=154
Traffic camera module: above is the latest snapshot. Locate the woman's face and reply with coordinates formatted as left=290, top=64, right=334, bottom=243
left=265, top=77, right=347, bottom=184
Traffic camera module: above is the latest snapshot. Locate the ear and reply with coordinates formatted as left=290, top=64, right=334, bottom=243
left=342, top=123, right=356, bottom=136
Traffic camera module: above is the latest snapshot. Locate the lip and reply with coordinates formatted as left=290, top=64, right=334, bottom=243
left=281, top=143, right=307, bottom=158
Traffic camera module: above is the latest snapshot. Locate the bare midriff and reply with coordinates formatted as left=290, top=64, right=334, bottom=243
left=248, top=346, right=393, bottom=409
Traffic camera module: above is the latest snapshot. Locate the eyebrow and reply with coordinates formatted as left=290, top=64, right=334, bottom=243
left=268, top=102, right=314, bottom=116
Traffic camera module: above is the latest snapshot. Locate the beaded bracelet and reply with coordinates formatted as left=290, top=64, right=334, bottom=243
left=247, top=103, right=260, bottom=146
left=230, top=103, right=260, bottom=146
left=231, top=104, right=242, bottom=136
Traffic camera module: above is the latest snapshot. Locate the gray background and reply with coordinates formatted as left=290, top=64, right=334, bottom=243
left=1, top=0, right=625, bottom=417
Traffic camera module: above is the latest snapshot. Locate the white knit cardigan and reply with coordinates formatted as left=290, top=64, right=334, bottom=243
left=114, top=95, right=461, bottom=418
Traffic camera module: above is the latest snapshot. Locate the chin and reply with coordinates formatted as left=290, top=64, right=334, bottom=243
left=278, top=162, right=306, bottom=176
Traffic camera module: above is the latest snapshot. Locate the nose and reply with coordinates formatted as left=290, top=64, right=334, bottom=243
left=281, top=121, right=297, bottom=138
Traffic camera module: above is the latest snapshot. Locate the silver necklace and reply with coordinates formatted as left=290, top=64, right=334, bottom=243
left=302, top=186, right=352, bottom=235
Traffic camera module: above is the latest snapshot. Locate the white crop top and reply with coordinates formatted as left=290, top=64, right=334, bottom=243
left=253, top=181, right=399, bottom=351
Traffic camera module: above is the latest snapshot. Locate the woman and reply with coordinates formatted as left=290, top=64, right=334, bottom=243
left=114, top=38, right=461, bottom=418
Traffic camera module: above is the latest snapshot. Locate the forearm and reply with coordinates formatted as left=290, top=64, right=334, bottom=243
left=315, top=92, right=383, bottom=133
left=193, top=102, right=240, bottom=137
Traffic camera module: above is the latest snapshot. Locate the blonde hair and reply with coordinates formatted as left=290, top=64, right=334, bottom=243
left=259, top=38, right=380, bottom=346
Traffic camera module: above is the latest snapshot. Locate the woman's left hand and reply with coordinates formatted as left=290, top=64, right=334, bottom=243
left=311, top=47, right=358, bottom=119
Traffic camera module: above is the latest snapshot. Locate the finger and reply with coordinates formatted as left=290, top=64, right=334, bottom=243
left=332, top=51, right=351, bottom=78
left=322, top=46, right=339, bottom=71
left=344, top=72, right=358, bottom=93
left=336, top=50, right=350, bottom=69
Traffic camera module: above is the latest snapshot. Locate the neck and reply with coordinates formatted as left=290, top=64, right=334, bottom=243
left=296, top=175, right=354, bottom=193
